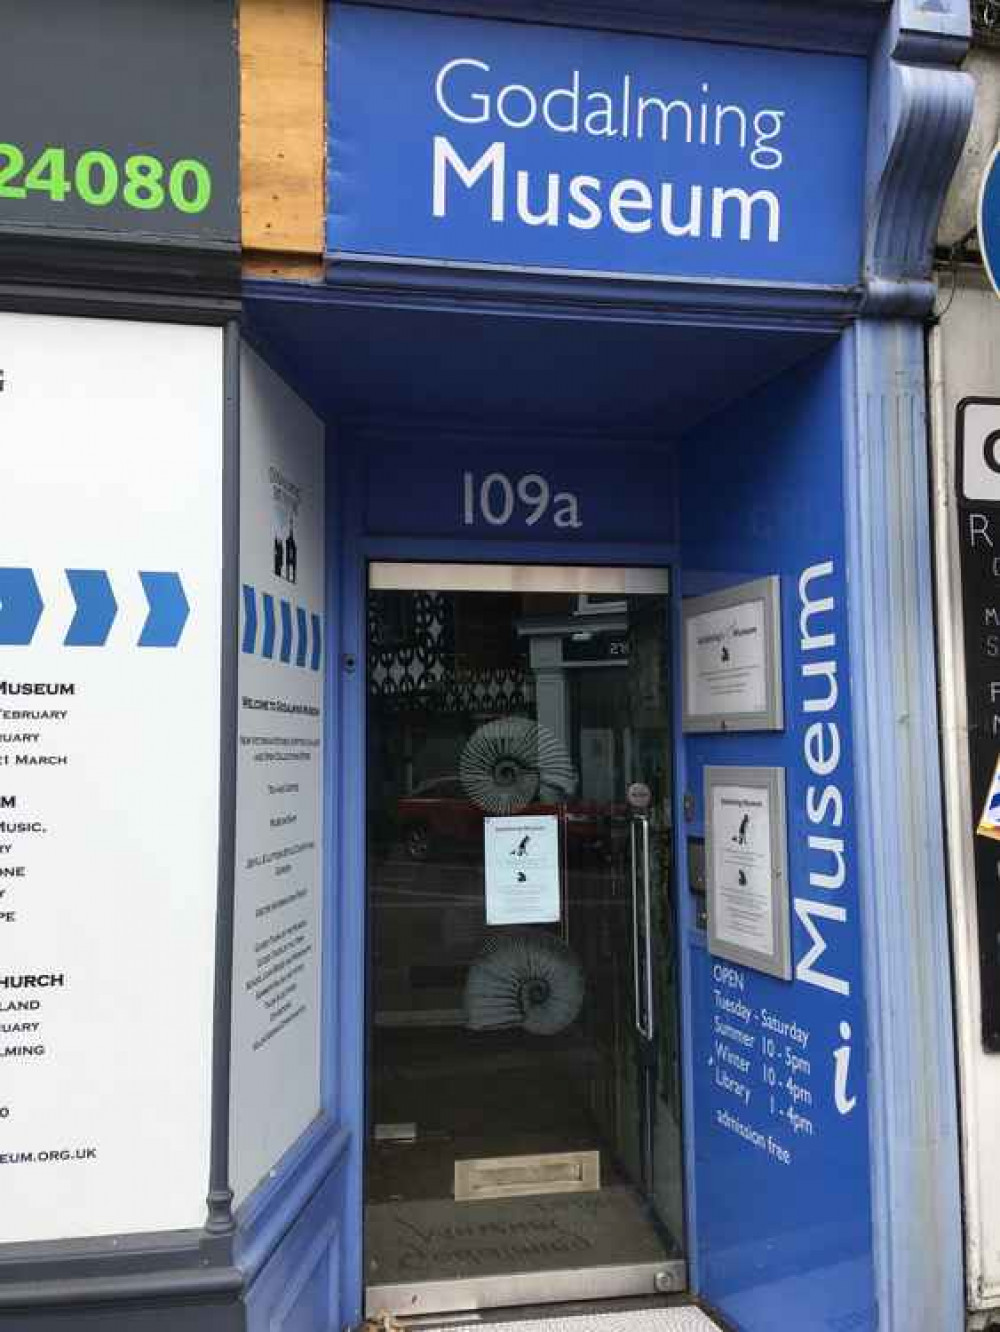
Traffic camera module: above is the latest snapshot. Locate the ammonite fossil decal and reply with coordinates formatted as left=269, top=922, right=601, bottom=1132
left=464, top=930, right=585, bottom=1036
left=459, top=715, right=576, bottom=815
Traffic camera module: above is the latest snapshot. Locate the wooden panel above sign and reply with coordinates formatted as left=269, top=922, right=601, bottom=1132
left=241, top=0, right=325, bottom=279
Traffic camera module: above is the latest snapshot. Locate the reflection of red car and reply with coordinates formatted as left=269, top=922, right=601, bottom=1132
left=396, top=776, right=623, bottom=862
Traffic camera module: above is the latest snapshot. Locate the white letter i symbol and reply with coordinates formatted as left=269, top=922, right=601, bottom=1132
left=834, top=1021, right=858, bottom=1115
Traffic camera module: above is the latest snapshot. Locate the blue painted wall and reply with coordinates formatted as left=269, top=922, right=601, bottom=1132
left=239, top=301, right=876, bottom=1330
left=327, top=4, right=867, bottom=285
left=680, top=343, right=875, bottom=1331
left=289, top=375, right=872, bottom=1329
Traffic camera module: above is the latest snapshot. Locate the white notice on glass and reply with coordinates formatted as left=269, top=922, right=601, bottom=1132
left=711, top=784, right=775, bottom=955
left=484, top=815, right=561, bottom=925
left=686, top=598, right=766, bottom=718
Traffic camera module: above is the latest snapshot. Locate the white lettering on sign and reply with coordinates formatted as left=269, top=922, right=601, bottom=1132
left=794, top=559, right=850, bottom=999
left=433, top=137, right=781, bottom=243
left=433, top=62, right=786, bottom=170
left=462, top=470, right=582, bottom=530
left=429, top=63, right=785, bottom=244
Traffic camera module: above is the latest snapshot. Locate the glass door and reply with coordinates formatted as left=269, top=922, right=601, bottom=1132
left=364, top=563, right=684, bottom=1316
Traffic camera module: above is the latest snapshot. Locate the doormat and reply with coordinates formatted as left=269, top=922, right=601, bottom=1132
left=436, top=1311, right=719, bottom=1332
left=454, top=1150, right=600, bottom=1202
left=366, top=1189, right=669, bottom=1285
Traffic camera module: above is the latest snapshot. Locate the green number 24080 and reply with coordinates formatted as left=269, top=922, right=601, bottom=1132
left=0, top=144, right=212, bottom=215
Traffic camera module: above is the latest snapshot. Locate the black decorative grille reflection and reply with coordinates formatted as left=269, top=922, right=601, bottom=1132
left=368, top=590, right=533, bottom=714
left=438, top=668, right=534, bottom=715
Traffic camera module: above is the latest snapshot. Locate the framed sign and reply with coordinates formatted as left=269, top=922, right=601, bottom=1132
left=706, top=766, right=791, bottom=980
left=682, top=576, right=783, bottom=732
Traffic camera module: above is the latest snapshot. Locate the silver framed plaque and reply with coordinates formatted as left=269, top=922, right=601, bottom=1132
left=705, top=765, right=791, bottom=981
left=682, top=576, right=783, bottom=732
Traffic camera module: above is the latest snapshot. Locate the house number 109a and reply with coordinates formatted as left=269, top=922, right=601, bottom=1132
left=462, top=471, right=582, bottom=529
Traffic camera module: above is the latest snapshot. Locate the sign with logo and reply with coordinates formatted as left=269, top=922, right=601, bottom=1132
left=706, top=766, right=791, bottom=980
left=0, top=0, right=238, bottom=245
left=484, top=815, right=561, bottom=925
left=327, top=5, right=866, bottom=285
left=953, top=397, right=1000, bottom=1048
left=0, top=312, right=223, bottom=1241
left=230, top=345, right=326, bottom=1206
left=682, top=576, right=783, bottom=732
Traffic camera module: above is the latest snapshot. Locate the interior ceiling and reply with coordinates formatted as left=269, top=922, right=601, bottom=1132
left=245, top=292, right=835, bottom=437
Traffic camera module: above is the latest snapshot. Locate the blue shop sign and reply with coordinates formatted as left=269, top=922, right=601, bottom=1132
left=327, top=5, right=866, bottom=286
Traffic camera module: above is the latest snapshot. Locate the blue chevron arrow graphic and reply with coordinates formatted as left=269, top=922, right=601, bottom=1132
left=64, top=569, right=117, bottom=646
left=261, top=594, right=276, bottom=659
left=279, top=600, right=293, bottom=664
left=242, top=585, right=258, bottom=655
left=0, top=568, right=43, bottom=645
left=295, top=607, right=308, bottom=668
left=138, top=572, right=189, bottom=648
left=310, top=613, right=322, bottom=672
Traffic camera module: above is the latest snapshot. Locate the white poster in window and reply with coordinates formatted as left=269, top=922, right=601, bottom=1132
left=484, top=815, right=561, bottom=925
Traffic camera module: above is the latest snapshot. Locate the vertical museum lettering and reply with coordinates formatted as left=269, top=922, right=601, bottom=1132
left=795, top=561, right=850, bottom=998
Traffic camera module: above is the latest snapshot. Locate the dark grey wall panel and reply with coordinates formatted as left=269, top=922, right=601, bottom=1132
left=0, top=0, right=238, bottom=246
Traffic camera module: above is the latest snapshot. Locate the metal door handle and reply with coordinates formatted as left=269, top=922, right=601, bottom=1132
left=630, top=816, right=655, bottom=1040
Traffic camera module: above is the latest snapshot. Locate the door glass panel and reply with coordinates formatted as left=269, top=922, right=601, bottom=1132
left=365, top=566, right=683, bottom=1295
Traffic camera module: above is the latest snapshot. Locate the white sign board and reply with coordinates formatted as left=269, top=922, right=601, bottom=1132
left=230, top=345, right=326, bottom=1206
left=958, top=398, right=1000, bottom=504
left=706, top=766, right=791, bottom=980
left=682, top=577, right=783, bottom=732
left=0, top=313, right=223, bottom=1241
left=484, top=815, right=561, bottom=925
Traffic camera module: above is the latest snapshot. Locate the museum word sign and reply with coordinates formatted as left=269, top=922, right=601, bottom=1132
left=327, top=5, right=866, bottom=285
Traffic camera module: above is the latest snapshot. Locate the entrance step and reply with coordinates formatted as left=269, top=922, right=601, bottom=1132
left=409, top=1309, right=722, bottom=1332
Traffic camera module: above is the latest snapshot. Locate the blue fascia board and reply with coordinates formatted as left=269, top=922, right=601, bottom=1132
left=331, top=0, right=891, bottom=58
left=314, top=0, right=970, bottom=315
left=248, top=269, right=862, bottom=336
